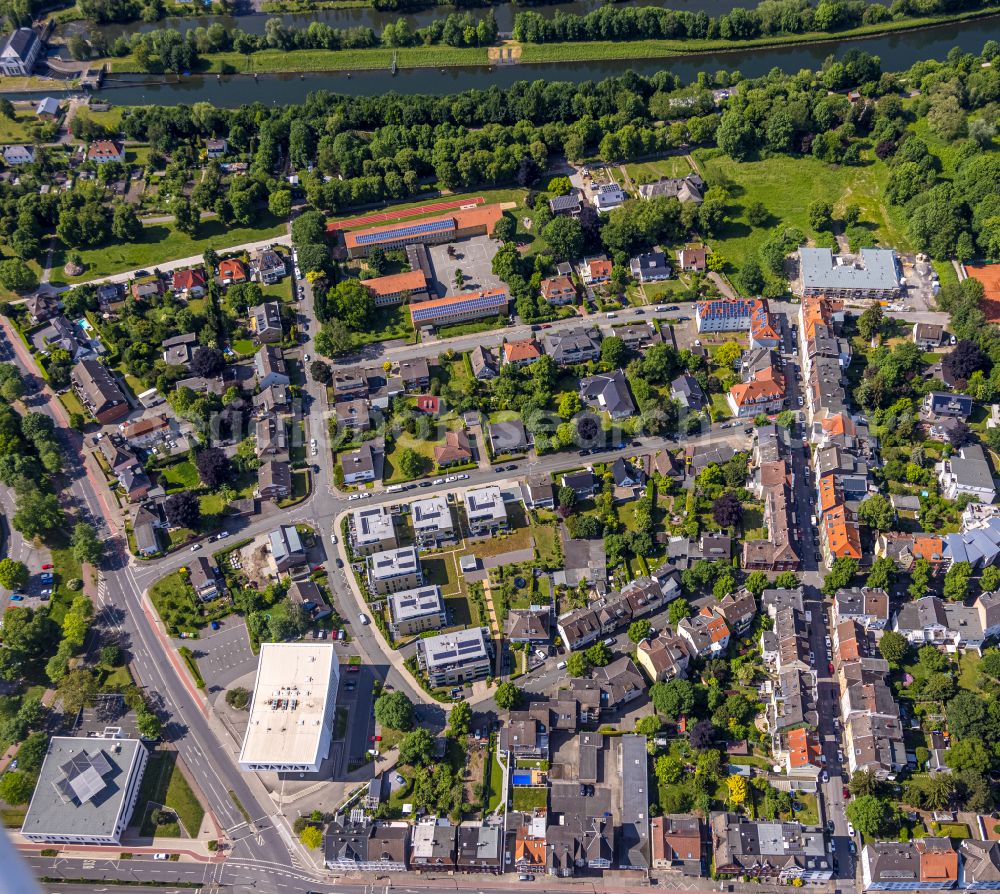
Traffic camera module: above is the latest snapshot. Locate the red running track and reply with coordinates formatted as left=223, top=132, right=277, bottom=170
left=325, top=196, right=485, bottom=231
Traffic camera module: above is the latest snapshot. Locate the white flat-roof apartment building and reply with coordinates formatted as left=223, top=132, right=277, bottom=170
left=368, top=545, right=423, bottom=595
left=418, top=627, right=493, bottom=687
left=411, top=495, right=456, bottom=548
left=463, top=485, right=508, bottom=537
left=349, top=506, right=398, bottom=557
left=388, top=585, right=447, bottom=637
left=21, top=737, right=149, bottom=844
left=238, top=643, right=339, bottom=773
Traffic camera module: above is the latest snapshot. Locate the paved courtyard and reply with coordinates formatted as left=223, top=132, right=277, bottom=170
left=428, top=235, right=502, bottom=297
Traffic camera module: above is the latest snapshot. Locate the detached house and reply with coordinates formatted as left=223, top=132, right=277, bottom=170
left=541, top=275, right=576, bottom=305
left=72, top=359, right=129, bottom=424
left=580, top=369, right=636, bottom=419
left=678, top=607, right=730, bottom=657
left=171, top=267, right=206, bottom=298
left=249, top=301, right=283, bottom=344
left=87, top=140, right=125, bottom=164
left=938, top=444, right=996, bottom=504
left=254, top=248, right=286, bottom=284
left=254, top=345, right=289, bottom=389
left=3, top=144, right=34, bottom=165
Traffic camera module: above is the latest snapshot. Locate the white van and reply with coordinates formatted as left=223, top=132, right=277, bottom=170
left=557, top=661, right=567, bottom=670
left=386, top=484, right=404, bottom=493
left=605, top=312, right=617, bottom=319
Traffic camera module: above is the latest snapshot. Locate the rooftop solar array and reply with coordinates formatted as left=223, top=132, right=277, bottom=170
left=355, top=217, right=454, bottom=246
left=411, top=290, right=508, bottom=323
left=56, top=751, right=113, bottom=805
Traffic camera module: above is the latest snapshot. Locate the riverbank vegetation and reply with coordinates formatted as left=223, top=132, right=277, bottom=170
left=512, top=0, right=994, bottom=43
left=67, top=2, right=1000, bottom=74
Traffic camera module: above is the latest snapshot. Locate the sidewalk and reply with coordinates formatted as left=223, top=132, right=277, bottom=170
left=13, top=836, right=226, bottom=863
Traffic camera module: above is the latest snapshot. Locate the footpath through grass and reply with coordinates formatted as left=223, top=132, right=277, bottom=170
left=48, top=216, right=286, bottom=285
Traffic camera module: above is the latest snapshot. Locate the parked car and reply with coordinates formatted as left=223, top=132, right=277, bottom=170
left=9, top=594, right=23, bottom=602
left=153, top=853, right=169, bottom=861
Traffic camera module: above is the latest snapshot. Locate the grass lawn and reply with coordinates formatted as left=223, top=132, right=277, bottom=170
left=160, top=460, right=200, bottom=490
left=790, top=791, right=819, bottom=827
left=0, top=112, right=41, bottom=142
left=47, top=531, right=83, bottom=628
left=423, top=555, right=462, bottom=598
left=0, top=807, right=26, bottom=829
left=384, top=431, right=437, bottom=483
left=199, top=491, right=226, bottom=518
left=530, top=517, right=561, bottom=568
left=149, top=571, right=202, bottom=635
left=107, top=44, right=489, bottom=75
left=136, top=752, right=205, bottom=838
left=709, top=392, right=732, bottom=420
left=48, top=216, right=286, bottom=285
left=692, top=147, right=911, bottom=275
left=958, top=651, right=983, bottom=693
left=625, top=156, right=694, bottom=184
left=934, top=822, right=972, bottom=839
left=58, top=391, right=87, bottom=419
left=643, top=279, right=691, bottom=301
left=290, top=468, right=310, bottom=500
left=71, top=105, right=125, bottom=134
left=511, top=786, right=548, bottom=810
left=487, top=749, right=505, bottom=812
left=436, top=316, right=509, bottom=340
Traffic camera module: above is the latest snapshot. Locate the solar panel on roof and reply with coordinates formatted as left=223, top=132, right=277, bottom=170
left=356, top=218, right=454, bottom=245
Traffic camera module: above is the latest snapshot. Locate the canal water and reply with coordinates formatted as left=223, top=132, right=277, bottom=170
left=11, top=14, right=1000, bottom=104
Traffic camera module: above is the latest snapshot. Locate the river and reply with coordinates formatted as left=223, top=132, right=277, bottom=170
left=14, top=15, right=1000, bottom=104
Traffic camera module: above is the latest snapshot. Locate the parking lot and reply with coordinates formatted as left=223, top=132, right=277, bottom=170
left=428, top=235, right=503, bottom=298
left=186, top=620, right=258, bottom=693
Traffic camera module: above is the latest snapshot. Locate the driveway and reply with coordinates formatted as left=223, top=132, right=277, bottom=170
left=186, top=620, right=258, bottom=694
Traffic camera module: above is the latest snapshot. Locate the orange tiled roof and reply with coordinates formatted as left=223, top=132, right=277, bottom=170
left=818, top=473, right=841, bottom=513
left=729, top=364, right=785, bottom=407
left=588, top=259, right=612, bottom=278
left=917, top=843, right=959, bottom=883
left=912, top=535, right=945, bottom=563
left=514, top=835, right=546, bottom=866
left=824, top=504, right=862, bottom=559
left=218, top=258, right=247, bottom=282
left=363, top=270, right=427, bottom=297
left=541, top=275, right=574, bottom=298
left=821, top=412, right=856, bottom=437
left=504, top=338, right=542, bottom=363
left=801, top=294, right=835, bottom=341
left=786, top=727, right=821, bottom=768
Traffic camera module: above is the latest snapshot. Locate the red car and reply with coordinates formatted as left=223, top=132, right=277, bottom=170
left=843, top=786, right=850, bottom=799
left=41, top=564, right=53, bottom=570
left=828, top=661, right=835, bottom=674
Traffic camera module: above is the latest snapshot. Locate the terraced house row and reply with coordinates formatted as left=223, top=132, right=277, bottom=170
left=798, top=294, right=879, bottom=569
